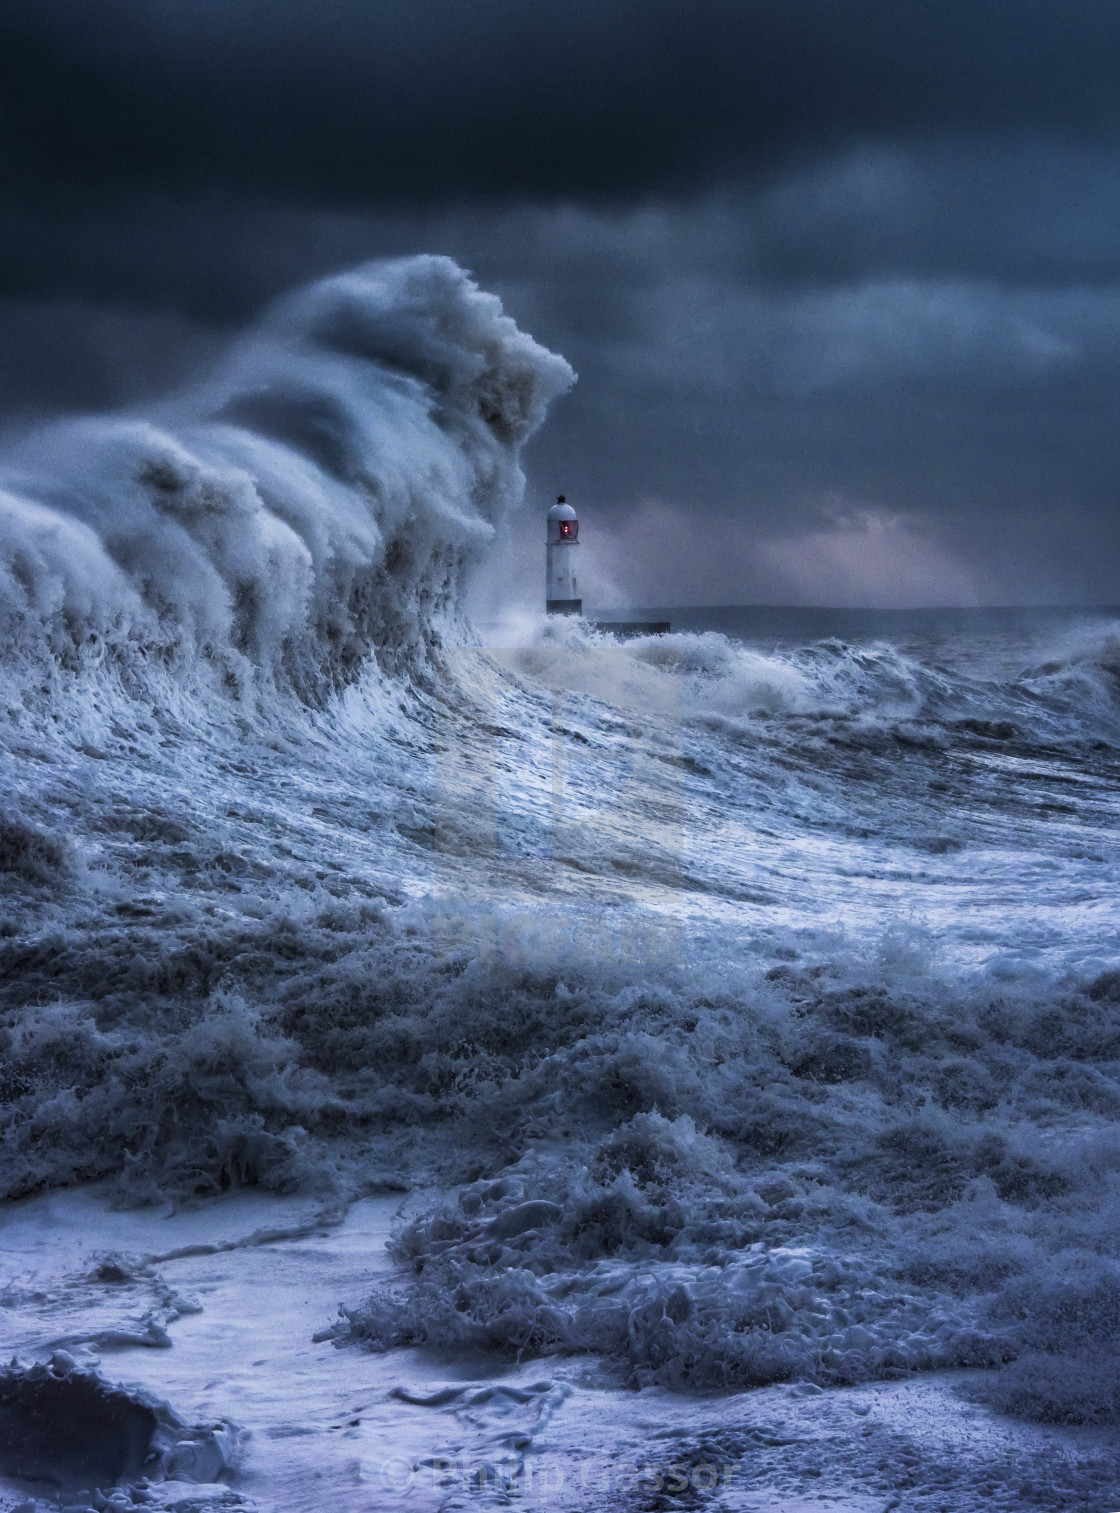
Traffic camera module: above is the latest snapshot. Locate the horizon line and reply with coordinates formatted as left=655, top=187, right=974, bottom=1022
left=587, top=601, right=1120, bottom=615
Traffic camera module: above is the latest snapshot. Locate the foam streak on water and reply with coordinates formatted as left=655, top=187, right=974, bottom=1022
left=2, top=259, right=1120, bottom=1510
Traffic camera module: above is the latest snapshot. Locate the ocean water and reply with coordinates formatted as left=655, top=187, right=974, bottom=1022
left=2, top=257, right=1120, bottom=1511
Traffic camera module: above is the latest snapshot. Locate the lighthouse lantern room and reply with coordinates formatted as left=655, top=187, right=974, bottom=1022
left=546, top=496, right=581, bottom=614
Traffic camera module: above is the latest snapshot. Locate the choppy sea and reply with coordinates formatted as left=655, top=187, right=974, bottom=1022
left=2, top=257, right=1120, bottom=1512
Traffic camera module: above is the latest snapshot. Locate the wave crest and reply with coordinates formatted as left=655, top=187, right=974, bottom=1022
left=0, top=256, right=574, bottom=695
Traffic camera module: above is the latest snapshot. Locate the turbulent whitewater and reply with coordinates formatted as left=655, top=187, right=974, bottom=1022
left=2, top=257, right=1120, bottom=1511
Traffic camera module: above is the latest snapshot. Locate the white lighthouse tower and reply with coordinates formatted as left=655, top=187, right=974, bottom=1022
left=546, top=496, right=581, bottom=615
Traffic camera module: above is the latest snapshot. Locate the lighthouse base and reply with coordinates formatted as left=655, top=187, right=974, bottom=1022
left=546, top=599, right=582, bottom=615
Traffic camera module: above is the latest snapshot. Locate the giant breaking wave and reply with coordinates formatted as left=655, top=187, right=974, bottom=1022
left=0, top=255, right=573, bottom=693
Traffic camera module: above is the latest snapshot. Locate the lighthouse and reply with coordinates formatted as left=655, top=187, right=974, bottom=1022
left=546, top=496, right=581, bottom=615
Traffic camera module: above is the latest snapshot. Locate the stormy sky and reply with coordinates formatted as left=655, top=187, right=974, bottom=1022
left=4, top=1, right=1120, bottom=606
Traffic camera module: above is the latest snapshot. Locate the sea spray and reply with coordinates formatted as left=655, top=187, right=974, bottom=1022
left=0, top=256, right=574, bottom=696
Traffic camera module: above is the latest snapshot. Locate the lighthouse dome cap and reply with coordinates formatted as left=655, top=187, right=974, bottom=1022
left=547, top=501, right=577, bottom=521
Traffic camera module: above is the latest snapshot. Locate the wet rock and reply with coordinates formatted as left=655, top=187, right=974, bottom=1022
left=0, top=1359, right=245, bottom=1495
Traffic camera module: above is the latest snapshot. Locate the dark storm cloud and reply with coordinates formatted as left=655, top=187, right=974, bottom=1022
left=5, top=0, right=1120, bottom=320
left=745, top=147, right=1120, bottom=291
left=8, top=141, right=1120, bottom=329
left=4, top=0, right=1120, bottom=212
